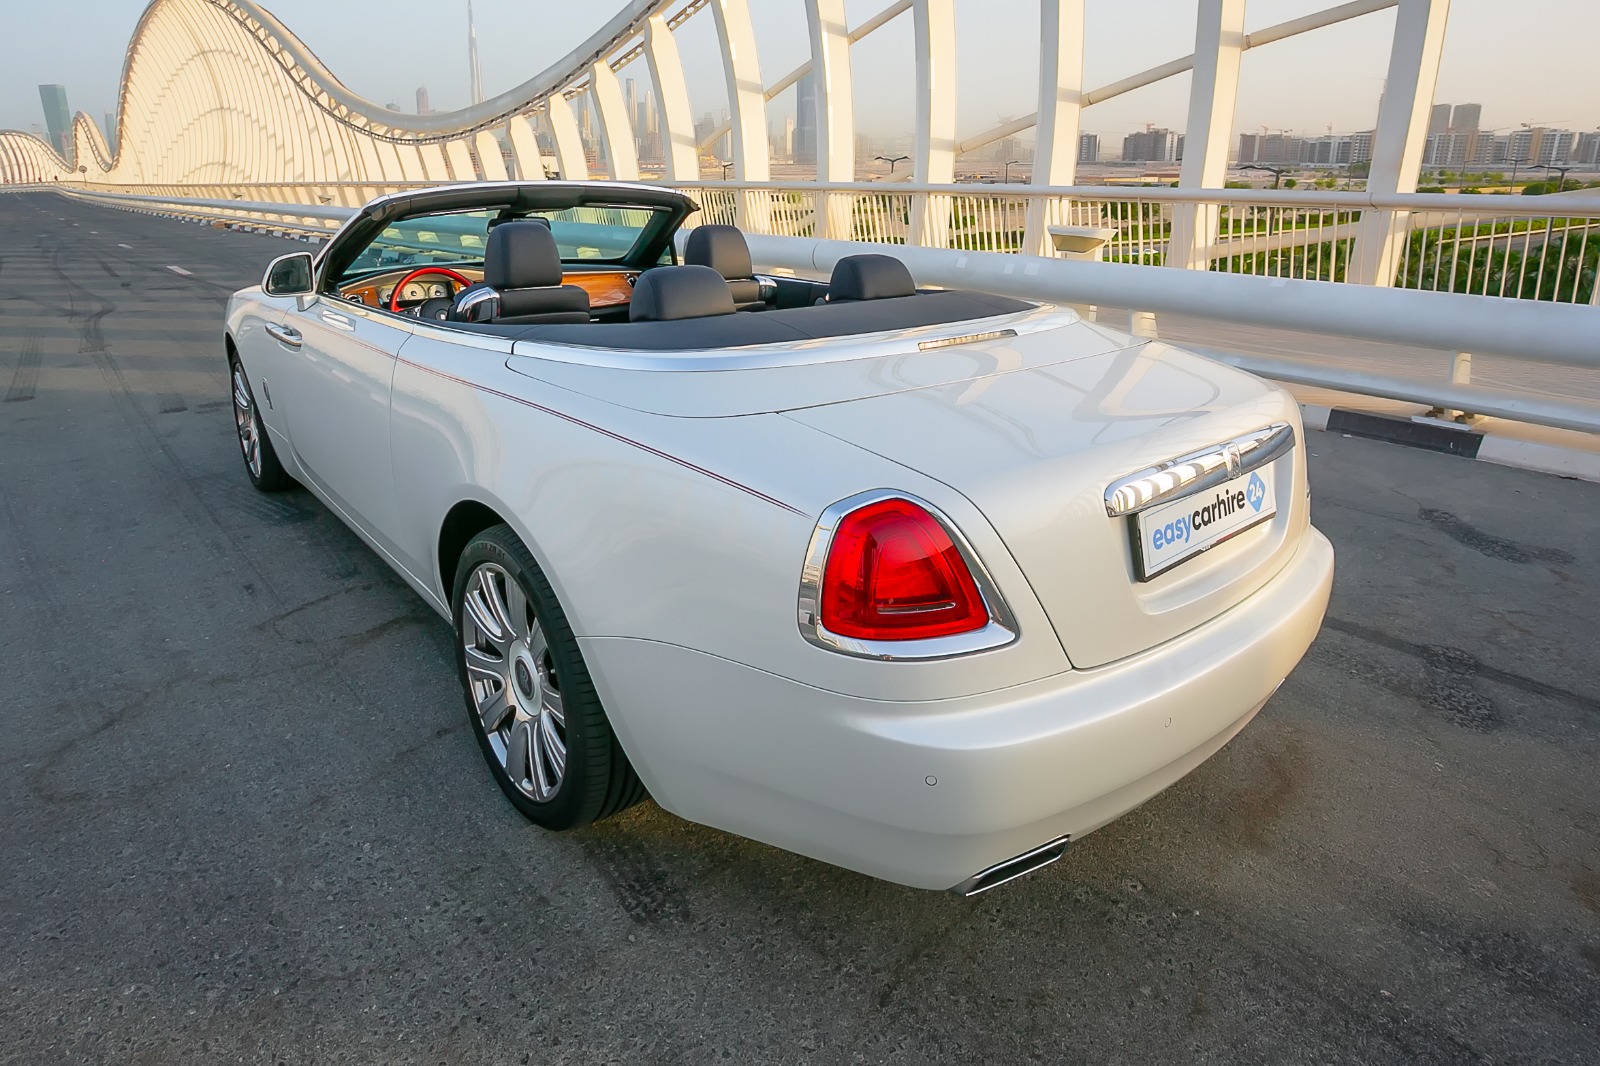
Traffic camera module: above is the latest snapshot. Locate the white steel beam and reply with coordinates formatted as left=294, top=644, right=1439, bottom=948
left=645, top=13, right=699, bottom=183
left=1168, top=0, right=1246, bottom=270
left=545, top=93, right=591, bottom=181
left=475, top=129, right=509, bottom=181
left=1023, top=0, right=1085, bottom=256
left=589, top=59, right=641, bottom=181
left=806, top=0, right=857, bottom=238
left=1350, top=0, right=1452, bottom=286
left=444, top=138, right=479, bottom=181
left=710, top=0, right=769, bottom=229
left=507, top=115, right=546, bottom=180
left=910, top=0, right=956, bottom=247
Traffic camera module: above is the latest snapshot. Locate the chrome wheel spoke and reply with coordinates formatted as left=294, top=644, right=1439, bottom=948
left=539, top=713, right=566, bottom=781
left=500, top=579, right=530, bottom=641
left=475, top=684, right=511, bottom=732
left=464, top=570, right=509, bottom=644
left=541, top=682, right=565, bottom=727
left=526, top=622, right=548, bottom=664
left=463, top=643, right=504, bottom=684
left=505, top=718, right=534, bottom=787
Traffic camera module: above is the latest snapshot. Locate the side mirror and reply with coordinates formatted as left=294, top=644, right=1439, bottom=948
left=262, top=252, right=315, bottom=298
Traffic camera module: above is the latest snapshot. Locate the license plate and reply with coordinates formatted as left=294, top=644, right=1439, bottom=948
left=1132, top=461, right=1278, bottom=580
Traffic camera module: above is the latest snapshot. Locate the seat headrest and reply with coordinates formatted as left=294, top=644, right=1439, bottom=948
left=684, top=224, right=754, bottom=281
left=828, top=254, right=916, bottom=302
left=484, top=221, right=563, bottom=290
left=629, top=265, right=738, bottom=322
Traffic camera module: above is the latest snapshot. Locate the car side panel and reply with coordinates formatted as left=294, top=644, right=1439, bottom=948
left=226, top=290, right=300, bottom=457
left=386, top=329, right=1074, bottom=705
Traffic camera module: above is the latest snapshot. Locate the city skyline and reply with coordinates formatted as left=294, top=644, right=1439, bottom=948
left=3, top=0, right=1596, bottom=152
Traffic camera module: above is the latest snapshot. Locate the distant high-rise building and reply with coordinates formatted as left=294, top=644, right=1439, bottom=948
left=1509, top=126, right=1575, bottom=167
left=794, top=72, right=818, bottom=166
left=1577, top=131, right=1600, bottom=167
left=38, top=85, right=71, bottom=157
left=467, top=0, right=484, bottom=105
left=1350, top=131, right=1375, bottom=164
left=1122, top=127, right=1181, bottom=163
left=1238, top=132, right=1304, bottom=164
left=416, top=86, right=432, bottom=115
left=1428, top=103, right=1451, bottom=137
left=103, top=112, right=117, bottom=154
left=1078, top=133, right=1099, bottom=164
left=1425, top=131, right=1476, bottom=167
left=1450, top=103, right=1481, bottom=133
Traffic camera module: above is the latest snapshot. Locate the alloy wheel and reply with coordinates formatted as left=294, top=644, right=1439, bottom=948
left=460, top=562, right=568, bottom=801
left=232, top=367, right=263, bottom=479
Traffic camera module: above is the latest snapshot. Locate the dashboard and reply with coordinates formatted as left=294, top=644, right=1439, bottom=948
left=338, top=266, right=640, bottom=312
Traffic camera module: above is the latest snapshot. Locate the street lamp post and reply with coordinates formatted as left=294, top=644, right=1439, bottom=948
left=1241, top=164, right=1290, bottom=237
left=875, top=154, right=909, bottom=175
left=1241, top=163, right=1289, bottom=189
left=1004, top=159, right=1023, bottom=184
left=1530, top=163, right=1572, bottom=194
left=1507, top=156, right=1528, bottom=190
left=719, top=161, right=735, bottom=179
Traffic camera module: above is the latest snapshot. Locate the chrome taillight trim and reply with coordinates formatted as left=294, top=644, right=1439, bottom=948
left=1103, top=422, right=1296, bottom=518
left=796, top=490, right=1018, bottom=662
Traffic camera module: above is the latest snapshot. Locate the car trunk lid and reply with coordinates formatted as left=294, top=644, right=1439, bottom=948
left=783, top=340, right=1310, bottom=668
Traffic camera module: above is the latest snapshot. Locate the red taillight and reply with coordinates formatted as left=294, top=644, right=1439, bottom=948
left=819, top=498, right=989, bottom=641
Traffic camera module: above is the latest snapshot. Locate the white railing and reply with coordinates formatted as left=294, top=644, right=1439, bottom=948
left=75, top=177, right=1598, bottom=305
left=672, top=181, right=1600, bottom=305
left=25, top=183, right=1600, bottom=435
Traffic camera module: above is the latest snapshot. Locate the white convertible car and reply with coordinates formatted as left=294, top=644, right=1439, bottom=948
left=227, top=182, right=1333, bottom=894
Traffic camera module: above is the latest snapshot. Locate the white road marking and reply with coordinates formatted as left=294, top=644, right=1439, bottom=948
left=117, top=243, right=132, bottom=249
left=166, top=265, right=194, bottom=276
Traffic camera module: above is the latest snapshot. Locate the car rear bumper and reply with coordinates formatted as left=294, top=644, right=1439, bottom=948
left=584, top=527, right=1334, bottom=891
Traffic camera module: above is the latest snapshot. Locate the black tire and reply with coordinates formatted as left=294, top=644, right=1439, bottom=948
left=452, top=524, right=646, bottom=830
left=228, top=355, right=295, bottom=492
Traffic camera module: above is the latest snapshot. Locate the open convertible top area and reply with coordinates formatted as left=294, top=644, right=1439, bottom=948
left=302, top=180, right=1041, bottom=352
left=464, top=289, right=1038, bottom=350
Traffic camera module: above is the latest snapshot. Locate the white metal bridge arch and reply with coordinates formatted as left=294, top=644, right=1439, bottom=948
left=0, top=0, right=1529, bottom=289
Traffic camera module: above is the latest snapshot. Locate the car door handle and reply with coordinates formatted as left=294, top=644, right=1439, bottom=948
left=265, top=324, right=302, bottom=349
left=319, top=309, right=356, bottom=332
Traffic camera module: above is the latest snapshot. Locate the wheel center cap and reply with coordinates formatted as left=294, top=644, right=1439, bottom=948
left=513, top=658, right=536, bottom=700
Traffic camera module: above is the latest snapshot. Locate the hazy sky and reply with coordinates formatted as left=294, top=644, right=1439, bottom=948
left=3, top=0, right=1595, bottom=145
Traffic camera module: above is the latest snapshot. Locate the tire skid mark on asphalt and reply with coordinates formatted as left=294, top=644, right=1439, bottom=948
left=1321, top=616, right=1599, bottom=718
left=43, top=214, right=417, bottom=673
left=585, top=832, right=694, bottom=926
left=3, top=329, right=41, bottom=403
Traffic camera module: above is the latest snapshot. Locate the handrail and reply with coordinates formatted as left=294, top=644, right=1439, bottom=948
left=668, top=179, right=1600, bottom=216
left=739, top=233, right=1600, bottom=370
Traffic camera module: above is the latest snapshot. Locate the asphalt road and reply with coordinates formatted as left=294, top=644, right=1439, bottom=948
left=2, top=192, right=1597, bottom=1065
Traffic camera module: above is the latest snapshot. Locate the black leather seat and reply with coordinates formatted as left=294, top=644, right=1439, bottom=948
left=683, top=225, right=765, bottom=310
left=629, top=265, right=738, bottom=322
left=449, top=221, right=590, bottom=325
left=827, top=253, right=917, bottom=302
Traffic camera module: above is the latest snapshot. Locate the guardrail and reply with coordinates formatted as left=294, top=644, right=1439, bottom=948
left=20, top=183, right=1600, bottom=435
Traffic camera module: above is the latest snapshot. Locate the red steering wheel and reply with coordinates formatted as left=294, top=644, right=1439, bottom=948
left=388, top=266, right=474, bottom=314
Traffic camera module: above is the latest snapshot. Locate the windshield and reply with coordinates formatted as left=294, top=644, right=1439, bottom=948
left=343, top=205, right=666, bottom=279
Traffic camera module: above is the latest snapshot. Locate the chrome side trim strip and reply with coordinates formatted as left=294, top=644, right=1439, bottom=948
left=1103, top=422, right=1295, bottom=518
left=796, top=490, right=1019, bottom=662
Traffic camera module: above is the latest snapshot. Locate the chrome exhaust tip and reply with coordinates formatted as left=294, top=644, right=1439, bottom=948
left=948, top=835, right=1070, bottom=897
